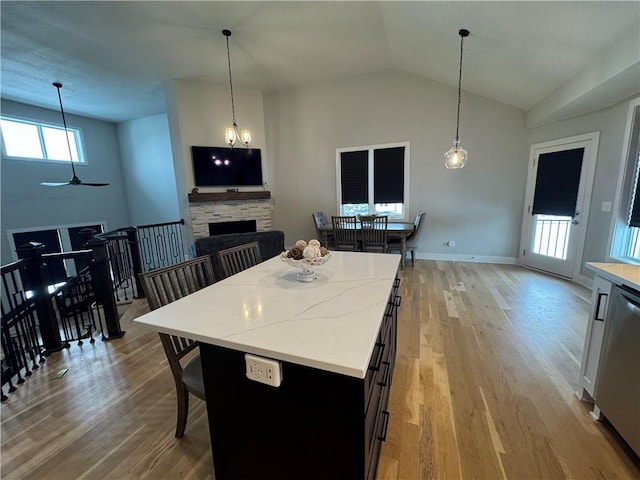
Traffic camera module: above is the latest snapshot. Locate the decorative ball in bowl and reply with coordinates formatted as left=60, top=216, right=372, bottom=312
left=281, top=239, right=331, bottom=282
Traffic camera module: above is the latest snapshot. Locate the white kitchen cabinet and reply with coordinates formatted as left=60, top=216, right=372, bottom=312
left=578, top=274, right=612, bottom=401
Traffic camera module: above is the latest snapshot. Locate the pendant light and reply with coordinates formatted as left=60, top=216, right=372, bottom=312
left=444, top=29, right=470, bottom=169
left=222, top=29, right=251, bottom=148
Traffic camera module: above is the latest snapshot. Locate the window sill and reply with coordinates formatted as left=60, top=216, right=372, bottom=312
left=3, top=156, right=85, bottom=165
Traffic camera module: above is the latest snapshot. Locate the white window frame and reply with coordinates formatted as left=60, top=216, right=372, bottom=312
left=608, top=97, right=640, bottom=264
left=335, top=141, right=410, bottom=221
left=0, top=115, right=86, bottom=164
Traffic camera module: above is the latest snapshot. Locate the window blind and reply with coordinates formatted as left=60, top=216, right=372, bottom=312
left=531, top=148, right=584, bottom=217
left=628, top=149, right=640, bottom=227
left=374, top=146, right=405, bottom=204
left=340, top=151, right=368, bottom=204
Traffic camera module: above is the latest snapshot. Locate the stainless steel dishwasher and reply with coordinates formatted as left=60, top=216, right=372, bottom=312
left=594, top=283, right=640, bottom=456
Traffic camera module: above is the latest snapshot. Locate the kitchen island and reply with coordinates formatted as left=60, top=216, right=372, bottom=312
left=135, top=251, right=401, bottom=480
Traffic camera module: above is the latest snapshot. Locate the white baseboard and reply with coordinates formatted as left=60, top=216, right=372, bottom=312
left=414, top=252, right=518, bottom=264
left=409, top=252, right=594, bottom=288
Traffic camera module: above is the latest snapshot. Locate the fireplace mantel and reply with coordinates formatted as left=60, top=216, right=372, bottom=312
left=188, top=191, right=271, bottom=202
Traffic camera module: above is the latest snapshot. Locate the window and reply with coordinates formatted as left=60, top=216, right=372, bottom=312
left=336, top=142, right=410, bottom=220
left=8, top=223, right=105, bottom=281
left=0, top=116, right=85, bottom=163
left=610, top=98, right=640, bottom=262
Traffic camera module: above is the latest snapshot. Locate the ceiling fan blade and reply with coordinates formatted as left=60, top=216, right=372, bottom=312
left=40, top=181, right=72, bottom=187
left=40, top=178, right=109, bottom=187
left=68, top=175, right=108, bottom=186
left=78, top=182, right=110, bottom=187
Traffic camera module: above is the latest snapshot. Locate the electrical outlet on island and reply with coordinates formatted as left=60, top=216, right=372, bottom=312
left=245, top=353, right=282, bottom=387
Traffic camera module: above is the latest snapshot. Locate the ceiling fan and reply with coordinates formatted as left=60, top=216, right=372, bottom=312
left=40, top=82, right=109, bottom=187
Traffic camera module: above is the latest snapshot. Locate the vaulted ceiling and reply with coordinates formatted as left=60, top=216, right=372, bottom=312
left=1, top=1, right=638, bottom=126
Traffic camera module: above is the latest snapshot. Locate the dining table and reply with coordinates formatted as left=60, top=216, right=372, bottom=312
left=317, top=221, right=415, bottom=268
left=135, top=251, right=401, bottom=480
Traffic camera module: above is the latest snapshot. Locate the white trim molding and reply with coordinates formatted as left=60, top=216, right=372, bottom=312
left=415, top=252, right=517, bottom=264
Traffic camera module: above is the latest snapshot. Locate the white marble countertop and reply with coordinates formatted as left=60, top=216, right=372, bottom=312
left=135, top=251, right=401, bottom=378
left=586, top=262, right=640, bottom=291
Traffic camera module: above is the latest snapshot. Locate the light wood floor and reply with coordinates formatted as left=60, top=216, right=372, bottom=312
left=1, top=261, right=638, bottom=479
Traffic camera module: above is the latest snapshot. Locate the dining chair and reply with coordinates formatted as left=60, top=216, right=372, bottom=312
left=312, top=212, right=334, bottom=247
left=139, top=256, right=216, bottom=438
left=389, top=211, right=425, bottom=267
left=331, top=216, right=359, bottom=251
left=360, top=215, right=389, bottom=253
left=217, top=241, right=263, bottom=278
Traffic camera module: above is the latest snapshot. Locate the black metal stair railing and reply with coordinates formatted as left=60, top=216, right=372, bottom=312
left=1, top=259, right=45, bottom=401
left=137, top=219, right=186, bottom=273
left=53, top=266, right=103, bottom=346
left=1, top=243, right=123, bottom=401
left=97, top=228, right=136, bottom=301
left=1, top=219, right=184, bottom=400
left=97, top=219, right=185, bottom=301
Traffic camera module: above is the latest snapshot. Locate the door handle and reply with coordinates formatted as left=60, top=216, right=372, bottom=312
left=571, top=211, right=580, bottom=224
left=595, top=293, right=608, bottom=321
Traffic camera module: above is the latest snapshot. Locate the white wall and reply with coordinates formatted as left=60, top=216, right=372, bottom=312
left=264, top=69, right=528, bottom=260
left=164, top=79, right=268, bottom=247
left=4, top=72, right=622, bottom=272
left=527, top=99, right=632, bottom=278
left=118, top=113, right=180, bottom=225
left=0, top=100, right=130, bottom=264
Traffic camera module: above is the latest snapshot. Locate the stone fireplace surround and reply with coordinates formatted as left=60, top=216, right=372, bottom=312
left=188, top=191, right=272, bottom=239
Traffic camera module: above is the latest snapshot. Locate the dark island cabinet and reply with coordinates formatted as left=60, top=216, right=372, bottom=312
left=200, top=277, right=400, bottom=480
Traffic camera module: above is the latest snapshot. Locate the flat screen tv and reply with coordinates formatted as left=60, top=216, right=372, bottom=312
left=191, top=146, right=263, bottom=187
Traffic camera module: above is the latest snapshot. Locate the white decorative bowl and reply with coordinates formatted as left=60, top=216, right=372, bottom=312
left=281, top=252, right=331, bottom=282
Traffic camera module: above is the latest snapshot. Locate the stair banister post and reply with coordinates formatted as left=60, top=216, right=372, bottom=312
left=86, top=237, right=125, bottom=340
left=124, top=227, right=144, bottom=298
left=15, top=242, right=64, bottom=354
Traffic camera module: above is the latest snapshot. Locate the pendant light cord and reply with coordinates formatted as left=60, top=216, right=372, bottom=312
left=455, top=33, right=465, bottom=142
left=54, top=83, right=78, bottom=178
left=225, top=33, right=237, bottom=125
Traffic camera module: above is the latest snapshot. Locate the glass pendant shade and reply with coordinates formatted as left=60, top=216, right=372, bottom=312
left=239, top=129, right=251, bottom=145
left=225, top=126, right=237, bottom=147
left=444, top=139, right=468, bottom=169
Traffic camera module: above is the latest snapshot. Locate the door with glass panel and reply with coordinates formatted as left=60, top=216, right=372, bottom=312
left=520, top=133, right=599, bottom=278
